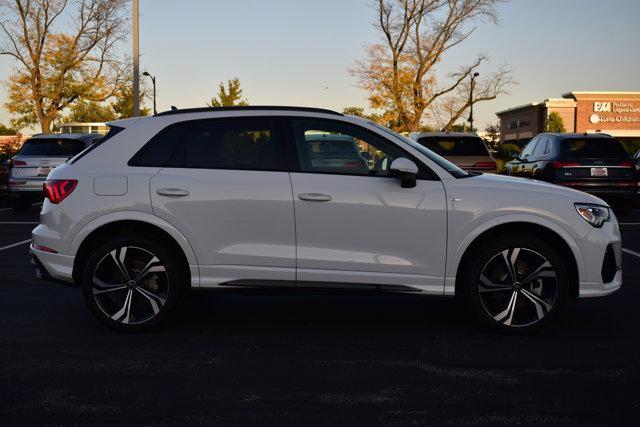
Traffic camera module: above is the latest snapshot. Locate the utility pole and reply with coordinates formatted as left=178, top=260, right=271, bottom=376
left=143, top=71, right=157, bottom=115
left=468, top=72, right=479, bottom=132
left=133, top=0, right=140, bottom=117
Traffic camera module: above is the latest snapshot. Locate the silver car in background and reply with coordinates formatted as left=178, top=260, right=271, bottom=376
left=9, top=133, right=100, bottom=212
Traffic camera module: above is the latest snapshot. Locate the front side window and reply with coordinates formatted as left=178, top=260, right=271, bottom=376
left=291, top=119, right=408, bottom=177
left=167, top=118, right=280, bottom=170
left=520, top=137, right=539, bottom=158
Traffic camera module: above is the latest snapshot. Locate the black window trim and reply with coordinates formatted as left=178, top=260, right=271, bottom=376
left=129, top=116, right=289, bottom=172
left=282, top=116, right=439, bottom=181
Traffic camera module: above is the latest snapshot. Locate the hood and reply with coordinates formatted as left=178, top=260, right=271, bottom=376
left=469, top=172, right=608, bottom=206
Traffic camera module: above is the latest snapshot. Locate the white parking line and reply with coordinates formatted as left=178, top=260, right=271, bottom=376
left=623, top=248, right=640, bottom=259
left=0, top=222, right=39, bottom=225
left=0, top=202, right=42, bottom=211
left=0, top=239, right=31, bottom=252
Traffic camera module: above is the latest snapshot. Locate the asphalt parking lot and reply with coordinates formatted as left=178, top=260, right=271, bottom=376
left=1, top=202, right=639, bottom=424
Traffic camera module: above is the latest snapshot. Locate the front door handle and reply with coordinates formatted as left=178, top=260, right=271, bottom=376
left=298, top=193, right=332, bottom=202
left=157, top=188, right=190, bottom=197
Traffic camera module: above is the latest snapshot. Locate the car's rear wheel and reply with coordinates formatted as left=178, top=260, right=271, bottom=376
left=10, top=199, right=31, bottom=212
left=81, top=235, right=186, bottom=332
left=460, top=235, right=568, bottom=332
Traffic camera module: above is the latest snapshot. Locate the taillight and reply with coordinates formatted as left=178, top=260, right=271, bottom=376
left=472, top=161, right=496, bottom=169
left=343, top=161, right=363, bottom=169
left=553, top=161, right=580, bottom=168
left=618, top=161, right=634, bottom=167
left=43, top=179, right=77, bottom=204
left=33, top=244, right=58, bottom=253
left=11, top=159, right=27, bottom=166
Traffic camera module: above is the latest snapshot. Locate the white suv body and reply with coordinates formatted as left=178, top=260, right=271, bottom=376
left=30, top=107, right=622, bottom=332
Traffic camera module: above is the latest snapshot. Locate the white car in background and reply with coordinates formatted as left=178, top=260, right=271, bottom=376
left=30, top=107, right=622, bottom=332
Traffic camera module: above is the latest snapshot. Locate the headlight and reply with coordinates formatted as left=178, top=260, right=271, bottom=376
left=575, top=203, right=610, bottom=228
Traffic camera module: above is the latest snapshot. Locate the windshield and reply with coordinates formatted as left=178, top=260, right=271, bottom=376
left=417, top=136, right=489, bottom=156
left=560, top=138, right=629, bottom=159
left=367, top=122, right=470, bottom=178
left=18, top=138, right=85, bottom=157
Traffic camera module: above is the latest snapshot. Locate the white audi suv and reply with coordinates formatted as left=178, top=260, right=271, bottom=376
left=30, top=107, right=622, bottom=332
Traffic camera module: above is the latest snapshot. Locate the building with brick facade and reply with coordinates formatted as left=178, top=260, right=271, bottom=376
left=496, top=92, right=640, bottom=147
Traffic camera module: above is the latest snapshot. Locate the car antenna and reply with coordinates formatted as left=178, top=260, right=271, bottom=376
left=171, top=106, right=178, bottom=111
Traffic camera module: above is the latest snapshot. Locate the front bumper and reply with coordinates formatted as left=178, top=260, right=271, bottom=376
left=577, top=221, right=623, bottom=298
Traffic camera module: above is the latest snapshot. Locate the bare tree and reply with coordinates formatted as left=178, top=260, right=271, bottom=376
left=351, top=0, right=514, bottom=132
left=0, top=0, right=128, bottom=132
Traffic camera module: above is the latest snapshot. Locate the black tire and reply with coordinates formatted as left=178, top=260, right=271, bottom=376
left=81, top=235, right=187, bottom=332
left=459, top=234, right=569, bottom=333
left=10, top=199, right=31, bottom=212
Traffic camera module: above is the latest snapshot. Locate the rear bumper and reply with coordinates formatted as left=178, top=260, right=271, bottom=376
left=30, top=244, right=77, bottom=286
left=556, top=184, right=637, bottom=199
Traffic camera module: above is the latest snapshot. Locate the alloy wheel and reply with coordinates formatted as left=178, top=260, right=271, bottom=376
left=478, top=247, right=558, bottom=328
left=92, top=246, right=169, bottom=325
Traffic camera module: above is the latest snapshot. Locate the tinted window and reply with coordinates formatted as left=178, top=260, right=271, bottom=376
left=417, top=136, right=489, bottom=156
left=133, top=124, right=188, bottom=167
left=18, top=138, right=85, bottom=156
left=560, top=138, right=629, bottom=159
left=292, top=119, right=408, bottom=177
left=168, top=118, right=279, bottom=170
left=369, top=123, right=467, bottom=178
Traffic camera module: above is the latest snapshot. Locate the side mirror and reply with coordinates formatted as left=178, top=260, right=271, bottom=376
left=509, top=151, right=520, bottom=160
left=389, top=157, right=418, bottom=189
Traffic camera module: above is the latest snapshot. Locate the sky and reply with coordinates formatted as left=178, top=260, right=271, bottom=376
left=0, top=0, right=639, bottom=132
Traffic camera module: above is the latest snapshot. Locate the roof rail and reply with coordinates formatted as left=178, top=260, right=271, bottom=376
left=154, top=106, right=343, bottom=117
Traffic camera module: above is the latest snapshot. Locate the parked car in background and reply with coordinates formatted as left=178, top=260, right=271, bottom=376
left=30, top=106, right=621, bottom=333
left=507, top=133, right=637, bottom=213
left=303, top=133, right=369, bottom=174
left=408, top=132, right=497, bottom=173
left=0, top=153, right=10, bottom=201
left=8, top=133, right=99, bottom=212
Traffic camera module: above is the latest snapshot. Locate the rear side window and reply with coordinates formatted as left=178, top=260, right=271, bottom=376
left=18, top=138, right=85, bottom=156
left=167, top=118, right=280, bottom=170
left=131, top=124, right=188, bottom=167
left=560, top=138, right=629, bottom=159
left=417, top=136, right=489, bottom=156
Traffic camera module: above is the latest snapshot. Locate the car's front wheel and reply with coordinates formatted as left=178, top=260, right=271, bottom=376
left=81, top=235, right=187, bottom=332
left=460, top=235, right=569, bottom=332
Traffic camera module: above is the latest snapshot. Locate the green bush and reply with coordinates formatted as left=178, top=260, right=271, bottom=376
left=495, top=143, right=521, bottom=160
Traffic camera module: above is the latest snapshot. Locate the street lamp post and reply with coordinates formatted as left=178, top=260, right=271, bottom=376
left=468, top=72, right=480, bottom=132
left=143, top=71, right=157, bottom=115
left=133, top=0, right=140, bottom=117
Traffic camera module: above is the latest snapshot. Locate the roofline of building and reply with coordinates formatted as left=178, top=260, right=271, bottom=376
left=562, top=91, right=640, bottom=98
left=495, top=102, right=541, bottom=116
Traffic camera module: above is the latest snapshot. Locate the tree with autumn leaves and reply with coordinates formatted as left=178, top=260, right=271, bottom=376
left=0, top=0, right=129, bottom=133
left=351, top=0, right=515, bottom=132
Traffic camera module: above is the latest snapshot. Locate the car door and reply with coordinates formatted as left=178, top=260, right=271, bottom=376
left=531, top=137, right=550, bottom=179
left=287, top=118, right=448, bottom=293
left=149, top=117, right=296, bottom=287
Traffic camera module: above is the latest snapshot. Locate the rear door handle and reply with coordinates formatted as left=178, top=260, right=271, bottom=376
left=298, top=193, right=332, bottom=202
left=157, top=188, right=190, bottom=197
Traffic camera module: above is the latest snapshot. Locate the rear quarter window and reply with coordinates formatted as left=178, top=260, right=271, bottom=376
left=417, top=136, right=489, bottom=156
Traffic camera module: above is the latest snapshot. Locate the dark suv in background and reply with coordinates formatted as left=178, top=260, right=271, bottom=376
left=507, top=133, right=637, bottom=213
